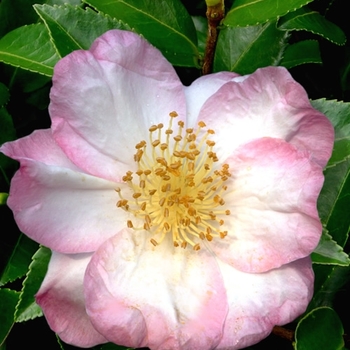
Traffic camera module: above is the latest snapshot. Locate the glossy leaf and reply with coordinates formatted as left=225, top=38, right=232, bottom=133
left=313, top=99, right=350, bottom=168
left=192, top=16, right=207, bottom=58
left=309, top=99, right=350, bottom=310
left=0, top=289, right=19, bottom=346
left=224, top=0, right=313, bottom=27
left=0, top=23, right=60, bottom=76
left=309, top=264, right=350, bottom=310
left=0, top=234, right=38, bottom=287
left=0, top=193, right=8, bottom=205
left=214, top=21, right=288, bottom=74
left=15, top=246, right=51, bottom=322
left=312, top=99, right=350, bottom=245
left=278, top=7, right=346, bottom=45
left=84, top=0, right=200, bottom=67
left=280, top=40, right=322, bottom=68
left=312, top=229, right=350, bottom=266
left=295, top=307, right=345, bottom=350
left=34, top=4, right=130, bottom=58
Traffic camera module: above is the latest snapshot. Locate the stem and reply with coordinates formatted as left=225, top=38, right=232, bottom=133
left=202, top=0, right=225, bottom=75
left=272, top=326, right=294, bottom=342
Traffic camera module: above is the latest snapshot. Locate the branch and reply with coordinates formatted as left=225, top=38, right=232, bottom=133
left=202, top=0, right=225, bottom=75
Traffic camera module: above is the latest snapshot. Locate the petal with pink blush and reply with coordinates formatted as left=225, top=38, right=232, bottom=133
left=213, top=137, right=324, bottom=272
left=198, top=66, right=334, bottom=166
left=0, top=129, right=79, bottom=171
left=84, top=230, right=228, bottom=350
left=7, top=156, right=129, bottom=253
left=36, top=252, right=108, bottom=347
left=215, top=257, right=314, bottom=349
left=50, top=29, right=186, bottom=182
left=184, top=71, right=240, bottom=125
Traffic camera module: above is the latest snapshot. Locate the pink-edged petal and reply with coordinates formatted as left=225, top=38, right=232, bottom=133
left=0, top=129, right=79, bottom=171
left=8, top=161, right=130, bottom=253
left=216, top=257, right=314, bottom=349
left=199, top=66, right=334, bottom=167
left=84, top=229, right=228, bottom=350
left=36, top=252, right=108, bottom=347
left=213, top=137, right=324, bottom=273
left=50, top=29, right=186, bottom=182
left=3, top=130, right=130, bottom=253
left=184, top=71, right=240, bottom=126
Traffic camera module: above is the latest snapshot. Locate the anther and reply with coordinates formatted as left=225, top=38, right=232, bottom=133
left=150, top=239, right=158, bottom=246
left=140, top=202, right=147, bottom=211
left=164, top=208, right=169, bottom=217
left=206, top=233, right=213, bottom=241
left=193, top=243, right=201, bottom=251
left=116, top=112, right=232, bottom=251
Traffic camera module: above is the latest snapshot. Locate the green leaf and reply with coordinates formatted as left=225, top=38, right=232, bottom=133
left=312, top=99, right=350, bottom=168
left=0, top=193, right=8, bottom=205
left=0, top=23, right=60, bottom=76
left=312, top=99, right=350, bottom=246
left=280, top=40, right=322, bottom=69
left=308, top=99, right=350, bottom=310
left=214, top=21, right=289, bottom=74
left=278, top=7, right=346, bottom=45
left=0, top=235, right=38, bottom=287
left=84, top=0, right=200, bottom=67
left=192, top=16, right=207, bottom=58
left=0, top=289, right=20, bottom=346
left=312, top=229, right=350, bottom=266
left=34, top=4, right=130, bottom=57
left=309, top=264, right=350, bottom=310
left=294, top=307, right=345, bottom=350
left=15, top=246, right=51, bottom=322
left=224, top=0, right=313, bottom=27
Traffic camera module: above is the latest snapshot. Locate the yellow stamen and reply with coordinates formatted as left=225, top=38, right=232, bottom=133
left=115, top=111, right=231, bottom=250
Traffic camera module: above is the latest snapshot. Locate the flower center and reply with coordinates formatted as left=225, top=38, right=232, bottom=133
left=116, top=111, right=231, bottom=251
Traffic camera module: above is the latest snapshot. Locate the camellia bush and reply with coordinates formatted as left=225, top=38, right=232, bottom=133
left=0, top=0, right=349, bottom=349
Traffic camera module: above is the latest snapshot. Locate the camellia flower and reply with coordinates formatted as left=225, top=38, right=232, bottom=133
left=1, top=29, right=334, bottom=349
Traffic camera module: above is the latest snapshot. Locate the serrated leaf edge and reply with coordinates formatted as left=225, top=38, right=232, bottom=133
left=0, top=23, right=57, bottom=77
left=278, top=11, right=346, bottom=45
left=224, top=0, right=314, bottom=27
left=280, top=40, right=322, bottom=68
left=14, top=246, right=51, bottom=322
left=312, top=230, right=350, bottom=266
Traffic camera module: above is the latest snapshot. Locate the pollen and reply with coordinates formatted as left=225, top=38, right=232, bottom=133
left=115, top=112, right=231, bottom=251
